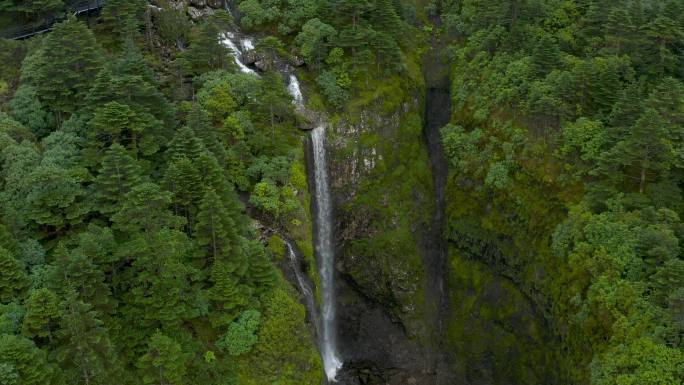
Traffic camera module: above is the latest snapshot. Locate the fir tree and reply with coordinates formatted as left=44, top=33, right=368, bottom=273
left=194, top=188, right=238, bottom=263
left=93, top=143, right=144, bottom=215
left=187, top=105, right=228, bottom=166
left=111, top=183, right=184, bottom=234
left=21, top=288, right=60, bottom=342
left=0, top=334, right=51, bottom=385
left=0, top=247, right=28, bottom=304
left=166, top=127, right=206, bottom=162
left=137, top=331, right=190, bottom=385
left=373, top=0, right=402, bottom=36
left=55, top=293, right=118, bottom=385
left=244, top=239, right=277, bottom=294
left=21, top=17, right=103, bottom=122
left=209, top=261, right=248, bottom=324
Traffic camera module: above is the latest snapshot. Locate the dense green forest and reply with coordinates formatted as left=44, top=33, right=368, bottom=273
left=438, top=0, right=684, bottom=383
left=0, top=0, right=683, bottom=384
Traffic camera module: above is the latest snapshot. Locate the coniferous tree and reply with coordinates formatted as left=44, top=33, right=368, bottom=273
left=183, top=18, right=230, bottom=76
left=162, top=156, right=203, bottom=225
left=123, top=229, right=202, bottom=331
left=48, top=242, right=114, bottom=314
left=194, top=188, right=238, bottom=263
left=0, top=247, right=28, bottom=304
left=373, top=0, right=402, bottom=35
left=99, top=0, right=147, bottom=39
left=93, top=143, right=144, bottom=215
left=166, top=127, right=206, bottom=162
left=111, top=182, right=184, bottom=234
left=24, top=162, right=90, bottom=233
left=209, top=261, right=248, bottom=325
left=8, top=85, right=54, bottom=138
left=21, top=17, right=103, bottom=122
left=137, top=331, right=190, bottom=385
left=0, top=334, right=51, bottom=385
left=55, top=293, right=118, bottom=385
left=244, top=239, right=277, bottom=294
left=186, top=106, right=228, bottom=166
left=21, top=288, right=60, bottom=342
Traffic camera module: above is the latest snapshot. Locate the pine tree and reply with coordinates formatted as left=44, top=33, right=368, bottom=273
left=244, top=239, right=276, bottom=294
left=20, top=16, right=103, bottom=122
left=161, top=156, right=203, bottom=229
left=48, top=242, right=114, bottom=314
left=187, top=105, right=228, bottom=166
left=99, top=0, right=147, bottom=39
left=0, top=223, right=19, bottom=255
left=0, top=247, right=28, bottom=304
left=373, top=0, right=402, bottom=35
left=93, top=143, right=144, bottom=215
left=137, top=331, right=190, bottom=385
left=111, top=183, right=184, bottom=234
left=209, top=261, right=248, bottom=323
left=183, top=20, right=230, bottom=76
left=1, top=0, right=63, bottom=18
left=24, top=162, right=90, bottom=232
left=8, top=85, right=55, bottom=138
left=166, top=127, right=206, bottom=162
left=531, top=34, right=560, bottom=77
left=0, top=334, right=51, bottom=385
left=55, top=293, right=118, bottom=385
left=123, top=229, right=201, bottom=331
left=194, top=188, right=238, bottom=263
left=86, top=43, right=174, bottom=126
left=21, top=288, right=60, bottom=342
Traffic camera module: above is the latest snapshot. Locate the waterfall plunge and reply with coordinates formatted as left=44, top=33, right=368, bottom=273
left=288, top=75, right=342, bottom=382
left=311, top=124, right=342, bottom=382
left=219, top=32, right=256, bottom=74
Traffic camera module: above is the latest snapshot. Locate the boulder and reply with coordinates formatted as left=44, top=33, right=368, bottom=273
left=168, top=0, right=185, bottom=11
left=187, top=6, right=214, bottom=20
left=254, top=60, right=271, bottom=72
left=207, top=0, right=224, bottom=8
left=289, top=54, right=305, bottom=67
left=190, top=0, right=206, bottom=7
left=242, top=50, right=261, bottom=65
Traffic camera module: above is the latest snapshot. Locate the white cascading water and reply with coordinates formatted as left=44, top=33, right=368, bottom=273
left=311, top=123, right=342, bottom=382
left=219, top=32, right=256, bottom=74
left=288, top=75, right=342, bottom=382
left=288, top=74, right=304, bottom=105
left=285, top=241, right=318, bottom=330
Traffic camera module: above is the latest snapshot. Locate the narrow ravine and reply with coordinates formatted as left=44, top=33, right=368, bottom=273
left=422, top=11, right=455, bottom=384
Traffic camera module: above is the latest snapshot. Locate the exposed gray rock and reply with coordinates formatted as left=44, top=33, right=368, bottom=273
left=289, top=54, right=305, bottom=67
left=242, top=50, right=261, bottom=65
left=167, top=0, right=185, bottom=11
left=190, top=0, right=206, bottom=7
left=187, top=5, right=214, bottom=20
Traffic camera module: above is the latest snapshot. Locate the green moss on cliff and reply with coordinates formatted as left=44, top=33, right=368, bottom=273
left=445, top=248, right=559, bottom=384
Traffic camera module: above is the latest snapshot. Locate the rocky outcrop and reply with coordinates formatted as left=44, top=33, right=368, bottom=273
left=161, top=0, right=222, bottom=20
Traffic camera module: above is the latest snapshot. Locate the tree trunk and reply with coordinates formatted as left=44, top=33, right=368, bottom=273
left=639, top=161, right=646, bottom=194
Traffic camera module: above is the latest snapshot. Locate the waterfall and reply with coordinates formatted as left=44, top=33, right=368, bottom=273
left=288, top=74, right=304, bottom=106
left=311, top=124, right=342, bottom=382
left=288, top=74, right=342, bottom=382
left=219, top=32, right=256, bottom=74
left=285, top=241, right=319, bottom=332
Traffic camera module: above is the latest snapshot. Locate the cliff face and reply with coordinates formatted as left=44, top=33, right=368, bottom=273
left=324, top=80, right=440, bottom=384
left=318, top=47, right=564, bottom=385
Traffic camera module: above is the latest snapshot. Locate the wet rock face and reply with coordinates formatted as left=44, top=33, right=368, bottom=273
left=321, top=94, right=441, bottom=383
left=335, top=277, right=436, bottom=385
